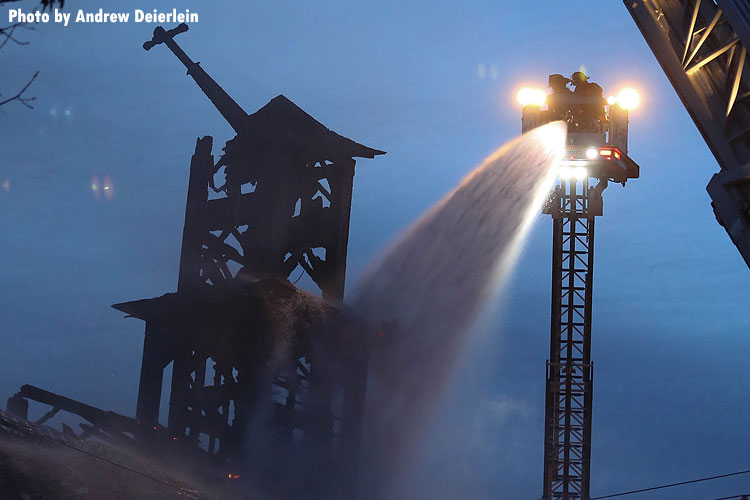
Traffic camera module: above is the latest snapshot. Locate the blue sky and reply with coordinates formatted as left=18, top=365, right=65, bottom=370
left=2, top=0, right=750, bottom=498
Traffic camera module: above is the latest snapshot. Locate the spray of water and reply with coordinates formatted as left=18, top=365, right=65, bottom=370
left=350, top=122, right=566, bottom=497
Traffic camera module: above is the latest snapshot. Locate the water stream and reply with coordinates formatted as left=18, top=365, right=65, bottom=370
left=350, top=122, right=566, bottom=497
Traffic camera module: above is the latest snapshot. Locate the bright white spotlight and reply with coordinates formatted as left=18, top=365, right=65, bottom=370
left=516, top=87, right=547, bottom=107
left=607, top=95, right=617, bottom=106
left=585, top=147, right=598, bottom=159
left=558, top=166, right=573, bottom=179
left=573, top=166, right=588, bottom=179
left=617, top=88, right=641, bottom=110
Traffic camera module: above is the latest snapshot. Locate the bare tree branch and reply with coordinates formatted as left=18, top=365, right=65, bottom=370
left=0, top=22, right=36, bottom=49
left=0, top=0, right=64, bottom=110
left=0, top=70, right=39, bottom=108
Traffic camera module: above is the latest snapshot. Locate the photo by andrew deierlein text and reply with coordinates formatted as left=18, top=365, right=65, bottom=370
left=7, top=8, right=199, bottom=27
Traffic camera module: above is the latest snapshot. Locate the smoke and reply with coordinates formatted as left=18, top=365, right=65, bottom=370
left=0, top=427, right=240, bottom=500
left=350, top=122, right=566, bottom=498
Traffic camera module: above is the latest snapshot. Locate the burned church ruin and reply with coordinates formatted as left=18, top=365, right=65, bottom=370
left=5, top=23, right=384, bottom=500
left=116, top=22, right=385, bottom=498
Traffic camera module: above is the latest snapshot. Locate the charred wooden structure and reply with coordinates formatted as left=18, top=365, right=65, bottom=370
left=4, top=22, right=382, bottom=499
left=113, top=24, right=384, bottom=499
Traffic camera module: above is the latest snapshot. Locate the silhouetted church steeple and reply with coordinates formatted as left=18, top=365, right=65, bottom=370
left=113, top=24, right=384, bottom=500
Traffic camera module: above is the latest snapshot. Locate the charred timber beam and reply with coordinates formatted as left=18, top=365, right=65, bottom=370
left=167, top=343, right=195, bottom=437
left=136, top=320, right=170, bottom=426
left=19, top=385, right=141, bottom=438
left=323, top=158, right=355, bottom=301
left=178, top=136, right=213, bottom=291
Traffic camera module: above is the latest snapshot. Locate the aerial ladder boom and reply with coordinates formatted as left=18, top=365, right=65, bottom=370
left=626, top=0, right=750, bottom=267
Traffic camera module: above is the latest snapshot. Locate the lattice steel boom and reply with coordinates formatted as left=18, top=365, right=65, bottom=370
left=542, top=178, right=596, bottom=500
left=520, top=72, right=640, bottom=500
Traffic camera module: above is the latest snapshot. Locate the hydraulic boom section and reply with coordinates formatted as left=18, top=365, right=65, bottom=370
left=626, top=0, right=750, bottom=267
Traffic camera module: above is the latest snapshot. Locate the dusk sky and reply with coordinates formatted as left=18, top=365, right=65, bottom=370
left=2, top=1, right=750, bottom=498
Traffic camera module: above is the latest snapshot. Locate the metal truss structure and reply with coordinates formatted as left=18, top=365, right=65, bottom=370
left=542, top=178, right=596, bottom=500
left=627, top=0, right=750, bottom=265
